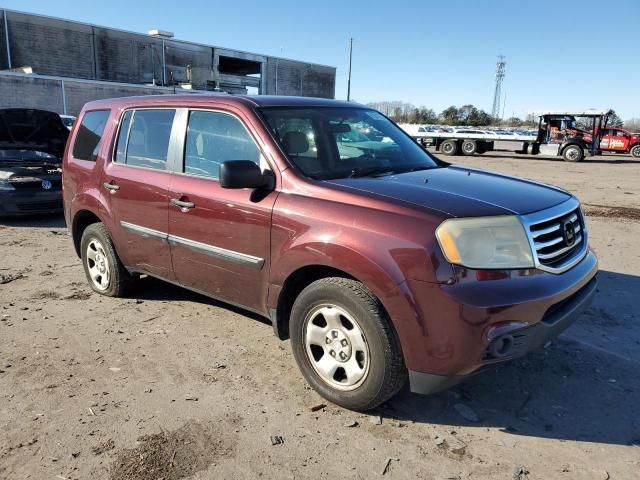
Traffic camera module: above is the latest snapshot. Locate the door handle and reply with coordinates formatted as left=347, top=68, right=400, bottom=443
left=103, top=182, right=120, bottom=191
left=170, top=198, right=195, bottom=209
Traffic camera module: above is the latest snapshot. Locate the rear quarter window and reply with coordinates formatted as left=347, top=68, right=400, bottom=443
left=72, top=110, right=110, bottom=161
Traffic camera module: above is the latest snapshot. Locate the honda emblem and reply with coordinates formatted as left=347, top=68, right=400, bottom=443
left=563, top=220, right=576, bottom=246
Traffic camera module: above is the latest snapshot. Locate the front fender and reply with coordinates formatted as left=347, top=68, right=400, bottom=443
left=268, top=236, right=431, bottom=370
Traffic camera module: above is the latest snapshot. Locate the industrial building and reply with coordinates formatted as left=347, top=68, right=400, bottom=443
left=0, top=9, right=336, bottom=115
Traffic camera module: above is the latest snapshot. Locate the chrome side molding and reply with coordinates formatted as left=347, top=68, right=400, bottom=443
left=119, top=221, right=264, bottom=269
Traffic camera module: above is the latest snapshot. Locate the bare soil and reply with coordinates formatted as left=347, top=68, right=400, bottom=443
left=1, top=151, right=639, bottom=479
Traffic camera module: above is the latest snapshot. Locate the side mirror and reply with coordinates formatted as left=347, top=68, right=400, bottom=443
left=219, top=160, right=273, bottom=190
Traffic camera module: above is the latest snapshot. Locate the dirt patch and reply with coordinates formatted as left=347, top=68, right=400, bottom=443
left=92, top=439, right=116, bottom=456
left=31, top=290, right=61, bottom=300
left=0, top=272, right=25, bottom=284
left=583, top=204, right=640, bottom=221
left=63, top=291, right=92, bottom=300
left=110, top=420, right=235, bottom=480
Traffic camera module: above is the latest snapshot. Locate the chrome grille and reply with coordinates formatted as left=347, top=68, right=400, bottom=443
left=522, top=198, right=588, bottom=274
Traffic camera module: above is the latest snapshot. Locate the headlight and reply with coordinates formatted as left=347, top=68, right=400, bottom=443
left=436, top=216, right=534, bottom=269
left=0, top=179, right=15, bottom=191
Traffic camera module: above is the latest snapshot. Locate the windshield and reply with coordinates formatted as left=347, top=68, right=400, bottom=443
left=259, top=107, right=439, bottom=180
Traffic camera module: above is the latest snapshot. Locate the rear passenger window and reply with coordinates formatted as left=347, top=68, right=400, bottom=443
left=72, top=110, right=110, bottom=161
left=184, top=111, right=261, bottom=179
left=115, top=109, right=175, bottom=170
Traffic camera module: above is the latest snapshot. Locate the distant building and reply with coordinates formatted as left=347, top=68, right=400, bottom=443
left=0, top=9, right=336, bottom=115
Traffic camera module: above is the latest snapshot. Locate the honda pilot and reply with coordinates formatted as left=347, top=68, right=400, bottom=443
left=63, top=95, right=598, bottom=410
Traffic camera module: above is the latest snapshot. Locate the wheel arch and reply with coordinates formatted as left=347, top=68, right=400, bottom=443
left=71, top=209, right=103, bottom=257
left=272, top=264, right=358, bottom=340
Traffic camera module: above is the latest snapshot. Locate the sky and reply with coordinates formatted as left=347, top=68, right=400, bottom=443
left=5, top=0, right=640, bottom=120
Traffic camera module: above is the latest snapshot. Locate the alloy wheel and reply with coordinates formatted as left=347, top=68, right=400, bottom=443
left=86, top=239, right=110, bottom=291
left=303, top=304, right=370, bottom=391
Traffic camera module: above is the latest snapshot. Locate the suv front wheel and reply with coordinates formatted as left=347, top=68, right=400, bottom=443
left=290, top=277, right=407, bottom=411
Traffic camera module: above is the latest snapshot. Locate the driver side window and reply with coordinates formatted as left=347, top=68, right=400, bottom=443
left=184, top=111, right=262, bottom=179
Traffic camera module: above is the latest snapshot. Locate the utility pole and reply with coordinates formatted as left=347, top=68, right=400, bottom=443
left=347, top=37, right=353, bottom=101
left=491, top=55, right=506, bottom=120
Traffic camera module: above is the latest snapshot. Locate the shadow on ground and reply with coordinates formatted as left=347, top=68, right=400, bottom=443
left=125, top=269, right=640, bottom=447
left=381, top=269, right=639, bottom=447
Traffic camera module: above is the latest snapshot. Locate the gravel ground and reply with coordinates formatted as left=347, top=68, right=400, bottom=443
left=1, top=151, right=638, bottom=480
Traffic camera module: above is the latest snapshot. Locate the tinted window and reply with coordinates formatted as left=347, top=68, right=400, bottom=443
left=260, top=107, right=438, bottom=180
left=72, top=110, right=110, bottom=161
left=184, top=111, right=260, bottom=179
left=116, top=109, right=175, bottom=170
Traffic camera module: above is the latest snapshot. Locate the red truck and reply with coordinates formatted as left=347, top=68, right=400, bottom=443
left=598, top=127, right=640, bottom=157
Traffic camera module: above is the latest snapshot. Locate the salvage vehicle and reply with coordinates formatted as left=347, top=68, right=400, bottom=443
left=598, top=127, right=640, bottom=157
left=63, top=95, right=598, bottom=410
left=0, top=109, right=69, bottom=216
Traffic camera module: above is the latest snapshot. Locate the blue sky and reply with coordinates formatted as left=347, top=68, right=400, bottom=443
left=6, top=0, right=640, bottom=119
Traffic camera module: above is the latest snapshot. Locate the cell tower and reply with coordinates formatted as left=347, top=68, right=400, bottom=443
left=491, top=55, right=506, bottom=120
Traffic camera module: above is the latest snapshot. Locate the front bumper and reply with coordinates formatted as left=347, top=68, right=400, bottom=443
left=409, top=274, right=597, bottom=394
left=402, top=250, right=598, bottom=395
left=0, top=190, right=63, bottom=216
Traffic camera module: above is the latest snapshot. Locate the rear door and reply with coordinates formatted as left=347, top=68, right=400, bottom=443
left=102, top=108, right=177, bottom=279
left=167, top=108, right=277, bottom=313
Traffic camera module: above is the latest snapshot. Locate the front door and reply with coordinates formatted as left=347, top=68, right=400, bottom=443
left=102, top=108, right=177, bottom=279
left=601, top=129, right=630, bottom=152
left=167, top=109, right=277, bottom=313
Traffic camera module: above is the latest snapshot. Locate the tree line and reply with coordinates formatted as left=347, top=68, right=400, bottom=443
left=366, top=101, right=634, bottom=130
left=365, top=101, right=513, bottom=126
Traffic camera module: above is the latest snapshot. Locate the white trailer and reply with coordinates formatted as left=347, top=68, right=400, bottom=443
left=399, top=125, right=536, bottom=156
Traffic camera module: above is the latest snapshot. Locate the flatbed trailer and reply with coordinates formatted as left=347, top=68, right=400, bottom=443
left=413, top=131, right=537, bottom=156
left=401, top=110, right=617, bottom=162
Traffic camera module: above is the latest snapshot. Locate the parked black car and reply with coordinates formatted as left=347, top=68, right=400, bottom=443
left=0, top=109, right=69, bottom=216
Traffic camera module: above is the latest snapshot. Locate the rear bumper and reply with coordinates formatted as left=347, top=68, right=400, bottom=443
left=0, top=190, right=63, bottom=216
left=409, top=272, right=597, bottom=395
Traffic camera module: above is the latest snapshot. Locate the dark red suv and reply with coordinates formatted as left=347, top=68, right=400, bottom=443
left=63, top=95, right=598, bottom=410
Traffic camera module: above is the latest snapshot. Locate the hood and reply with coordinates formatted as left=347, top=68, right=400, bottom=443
left=326, top=165, right=571, bottom=218
left=0, top=109, right=69, bottom=159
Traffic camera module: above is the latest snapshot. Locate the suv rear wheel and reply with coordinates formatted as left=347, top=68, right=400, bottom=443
left=289, top=277, right=407, bottom=411
left=631, top=144, right=640, bottom=158
left=80, top=223, right=134, bottom=297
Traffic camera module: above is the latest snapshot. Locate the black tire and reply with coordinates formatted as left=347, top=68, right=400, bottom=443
left=562, top=144, right=584, bottom=162
left=289, top=277, right=407, bottom=411
left=80, top=223, right=134, bottom=297
left=461, top=140, right=477, bottom=155
left=631, top=144, right=640, bottom=158
left=440, top=139, right=459, bottom=156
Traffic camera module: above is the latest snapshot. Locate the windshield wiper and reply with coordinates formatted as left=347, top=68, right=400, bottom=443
left=348, top=166, right=396, bottom=178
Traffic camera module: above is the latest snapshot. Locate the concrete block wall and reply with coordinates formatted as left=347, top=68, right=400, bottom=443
left=265, top=58, right=335, bottom=98
left=0, top=9, right=336, bottom=107
left=0, top=74, right=175, bottom=115
left=6, top=11, right=95, bottom=78
left=0, top=74, right=65, bottom=112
